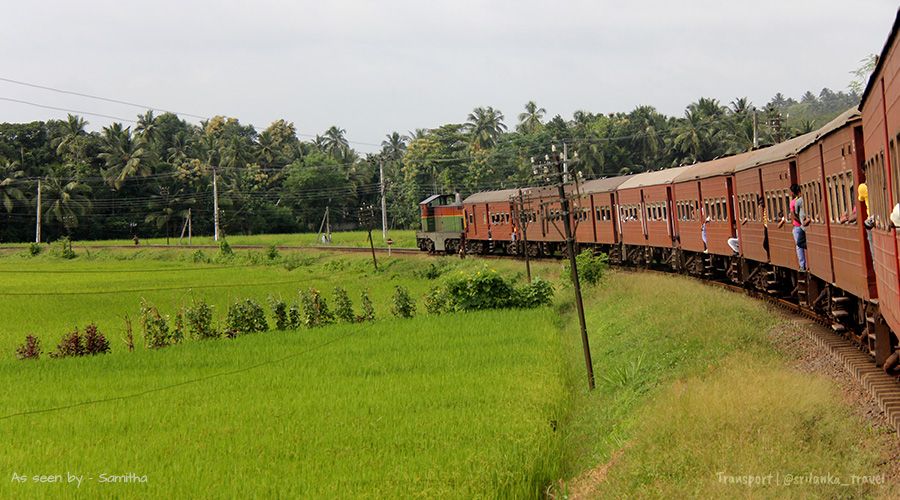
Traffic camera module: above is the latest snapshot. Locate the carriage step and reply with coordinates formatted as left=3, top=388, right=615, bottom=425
left=832, top=323, right=846, bottom=333
left=832, top=296, right=851, bottom=304
left=866, top=315, right=876, bottom=324
left=833, top=310, right=849, bottom=319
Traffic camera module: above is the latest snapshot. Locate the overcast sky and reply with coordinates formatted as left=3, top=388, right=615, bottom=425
left=0, top=0, right=896, bottom=152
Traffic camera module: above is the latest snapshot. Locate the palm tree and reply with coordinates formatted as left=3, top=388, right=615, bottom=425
left=41, top=175, right=91, bottom=234
left=464, top=106, right=507, bottom=149
left=381, top=132, right=408, bottom=162
left=672, top=109, right=705, bottom=163
left=322, top=126, right=350, bottom=160
left=53, top=114, right=88, bottom=162
left=0, top=159, right=25, bottom=213
left=517, top=101, right=545, bottom=134
left=630, top=106, right=663, bottom=168
left=99, top=123, right=148, bottom=190
left=145, top=184, right=195, bottom=245
left=730, top=97, right=751, bottom=116
left=135, top=110, right=159, bottom=143
left=407, top=128, right=429, bottom=141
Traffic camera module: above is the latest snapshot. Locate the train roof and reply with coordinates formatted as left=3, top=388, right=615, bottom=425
left=861, top=7, right=900, bottom=106
left=796, top=107, right=861, bottom=153
left=731, top=130, right=818, bottom=172
left=672, top=151, right=756, bottom=183
left=580, top=174, right=633, bottom=194
left=617, top=165, right=692, bottom=189
left=462, top=188, right=520, bottom=204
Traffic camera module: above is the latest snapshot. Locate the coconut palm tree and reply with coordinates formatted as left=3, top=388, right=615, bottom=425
left=381, top=132, right=408, bottom=162
left=145, top=184, right=195, bottom=244
left=99, top=123, right=148, bottom=190
left=0, top=159, right=25, bottom=213
left=53, top=114, right=88, bottom=163
left=465, top=106, right=507, bottom=149
left=41, top=175, right=91, bottom=234
left=322, top=126, right=350, bottom=160
left=672, top=109, right=705, bottom=163
left=517, top=101, right=545, bottom=134
left=135, top=110, right=159, bottom=143
left=407, top=128, right=429, bottom=141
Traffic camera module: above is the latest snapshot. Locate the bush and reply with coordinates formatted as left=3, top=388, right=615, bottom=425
left=415, top=261, right=447, bottom=280
left=444, top=269, right=517, bottom=311
left=287, top=303, right=301, bottom=329
left=359, top=290, right=375, bottom=322
left=83, top=323, right=111, bottom=355
left=391, top=286, right=416, bottom=318
left=269, top=296, right=289, bottom=330
left=564, top=250, right=609, bottom=286
left=225, top=299, right=268, bottom=337
left=333, top=287, right=355, bottom=323
left=140, top=300, right=172, bottom=349
left=266, top=244, right=279, bottom=260
left=424, top=286, right=451, bottom=315
left=15, top=335, right=41, bottom=360
left=300, top=288, right=334, bottom=328
left=28, top=242, right=42, bottom=256
left=185, top=298, right=218, bottom=339
left=51, top=328, right=85, bottom=358
left=52, top=236, right=77, bottom=259
left=218, top=239, right=233, bottom=257
left=191, top=250, right=209, bottom=264
left=172, top=309, right=185, bottom=344
left=515, top=278, right=555, bottom=308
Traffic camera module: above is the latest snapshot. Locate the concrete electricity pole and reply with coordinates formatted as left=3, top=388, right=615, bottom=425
left=212, top=165, right=220, bottom=241
left=35, top=178, right=41, bottom=243
left=380, top=157, right=388, bottom=241
left=532, top=145, right=595, bottom=390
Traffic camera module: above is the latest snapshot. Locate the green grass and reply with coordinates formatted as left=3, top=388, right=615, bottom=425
left=0, top=230, right=419, bottom=249
left=553, top=271, right=896, bottom=498
left=0, top=248, right=894, bottom=498
left=1, top=311, right=567, bottom=498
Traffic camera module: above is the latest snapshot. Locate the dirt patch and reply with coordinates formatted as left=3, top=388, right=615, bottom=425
left=551, top=447, right=627, bottom=499
left=767, top=313, right=900, bottom=493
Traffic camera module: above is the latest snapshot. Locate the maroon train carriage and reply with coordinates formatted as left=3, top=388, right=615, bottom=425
left=860, top=7, right=900, bottom=372
left=614, top=166, right=691, bottom=266
left=461, top=188, right=519, bottom=255
left=671, top=152, right=754, bottom=278
left=577, top=175, right=634, bottom=260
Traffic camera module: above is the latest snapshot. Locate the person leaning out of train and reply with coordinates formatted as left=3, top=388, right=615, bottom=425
left=858, top=176, right=875, bottom=258
left=776, top=184, right=810, bottom=271
left=839, top=205, right=857, bottom=224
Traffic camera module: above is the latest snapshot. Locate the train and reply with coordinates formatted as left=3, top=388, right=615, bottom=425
left=416, top=8, right=900, bottom=378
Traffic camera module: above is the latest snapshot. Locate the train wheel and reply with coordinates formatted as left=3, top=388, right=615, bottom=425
left=527, top=242, right=541, bottom=257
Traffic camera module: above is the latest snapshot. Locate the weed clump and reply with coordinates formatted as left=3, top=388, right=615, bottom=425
left=83, top=323, right=111, bottom=355
left=300, top=288, right=334, bottom=328
left=391, top=285, right=416, bottom=318
left=15, top=335, right=41, bottom=360
left=141, top=300, right=173, bottom=349
left=225, top=299, right=268, bottom=337
left=564, top=250, right=609, bottom=286
left=333, top=287, right=354, bottom=323
left=185, top=298, right=218, bottom=339
left=358, top=290, right=375, bottom=322
left=28, top=242, right=42, bottom=256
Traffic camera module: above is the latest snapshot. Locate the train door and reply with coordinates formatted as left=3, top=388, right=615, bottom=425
left=726, top=177, right=737, bottom=243
left=640, top=189, right=648, bottom=239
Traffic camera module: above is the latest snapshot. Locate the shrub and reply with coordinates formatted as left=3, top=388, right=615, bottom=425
left=300, top=288, right=334, bottom=328
left=15, top=335, right=41, bottom=360
left=185, top=299, right=217, bottom=339
left=444, top=269, right=517, bottom=311
left=83, top=323, right=111, bottom=355
left=333, top=287, right=355, bottom=323
left=515, top=278, right=555, bottom=308
left=391, top=285, right=416, bottom=318
left=359, top=290, right=375, bottom=322
left=415, top=261, right=447, bottom=280
left=225, top=299, right=268, bottom=337
left=52, top=236, right=77, bottom=259
left=28, top=242, right=42, bottom=256
left=269, top=296, right=289, bottom=330
left=51, top=328, right=85, bottom=358
left=424, top=286, right=451, bottom=315
left=192, top=250, right=209, bottom=264
left=564, top=250, right=609, bottom=286
left=140, top=300, right=172, bottom=349
left=218, top=239, right=233, bottom=257
left=266, top=244, right=279, bottom=260
left=287, top=303, right=301, bottom=329
left=172, top=309, right=185, bottom=344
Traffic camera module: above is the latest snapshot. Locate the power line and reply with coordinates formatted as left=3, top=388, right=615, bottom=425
left=0, top=97, right=137, bottom=123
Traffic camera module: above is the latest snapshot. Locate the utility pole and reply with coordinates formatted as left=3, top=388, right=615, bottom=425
left=34, top=178, right=41, bottom=243
left=380, top=158, right=388, bottom=241
left=752, top=109, right=759, bottom=149
left=532, top=145, right=595, bottom=390
left=188, top=208, right=192, bottom=245
left=212, top=165, right=220, bottom=241
left=515, top=188, right=532, bottom=283
left=562, top=143, right=569, bottom=183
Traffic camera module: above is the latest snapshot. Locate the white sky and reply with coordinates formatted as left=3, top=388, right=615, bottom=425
left=0, top=0, right=896, bottom=152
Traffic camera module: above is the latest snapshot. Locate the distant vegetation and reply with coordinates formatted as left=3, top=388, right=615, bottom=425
left=0, top=58, right=873, bottom=243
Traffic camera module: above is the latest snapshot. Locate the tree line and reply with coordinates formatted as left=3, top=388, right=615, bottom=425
left=0, top=85, right=863, bottom=243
